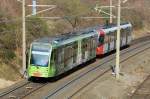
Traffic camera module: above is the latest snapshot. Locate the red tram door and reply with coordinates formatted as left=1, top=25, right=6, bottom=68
left=96, top=30, right=105, bottom=56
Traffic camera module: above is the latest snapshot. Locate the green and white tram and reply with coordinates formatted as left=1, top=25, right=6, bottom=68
left=27, top=30, right=98, bottom=78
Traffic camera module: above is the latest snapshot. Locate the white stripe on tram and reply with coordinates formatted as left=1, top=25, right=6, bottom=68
left=32, top=51, right=50, bottom=55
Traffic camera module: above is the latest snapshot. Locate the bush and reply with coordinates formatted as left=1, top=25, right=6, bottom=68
left=0, top=48, right=16, bottom=62
left=122, top=9, right=144, bottom=30
left=0, top=10, right=19, bottom=50
left=26, top=17, right=51, bottom=47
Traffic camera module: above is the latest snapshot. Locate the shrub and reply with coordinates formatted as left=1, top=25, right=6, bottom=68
left=0, top=48, right=16, bottom=62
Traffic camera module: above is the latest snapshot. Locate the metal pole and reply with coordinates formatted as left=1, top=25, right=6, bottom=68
left=115, top=0, right=121, bottom=79
left=32, top=0, right=37, bottom=15
left=22, top=0, right=26, bottom=76
left=110, top=0, right=113, bottom=23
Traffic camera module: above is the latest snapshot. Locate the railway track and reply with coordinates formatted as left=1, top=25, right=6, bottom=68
left=130, top=75, right=150, bottom=99
left=0, top=81, right=48, bottom=99
left=131, top=35, right=150, bottom=45
left=44, top=38, right=150, bottom=99
left=68, top=41, right=150, bottom=99
left=0, top=36, right=150, bottom=99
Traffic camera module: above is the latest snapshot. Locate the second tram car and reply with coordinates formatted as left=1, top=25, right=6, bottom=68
left=96, top=23, right=132, bottom=55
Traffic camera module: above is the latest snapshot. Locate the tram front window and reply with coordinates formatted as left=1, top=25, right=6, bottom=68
left=30, top=52, right=49, bottom=67
left=30, top=44, right=51, bottom=67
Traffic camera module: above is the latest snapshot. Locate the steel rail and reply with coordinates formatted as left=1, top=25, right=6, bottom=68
left=69, top=43, right=150, bottom=99
left=130, top=75, right=150, bottom=98
left=19, top=83, right=49, bottom=99
left=0, top=82, right=49, bottom=99
left=0, top=81, right=30, bottom=97
left=45, top=40, right=150, bottom=98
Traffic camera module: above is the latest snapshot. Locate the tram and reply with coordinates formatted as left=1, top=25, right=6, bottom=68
left=27, top=23, right=132, bottom=78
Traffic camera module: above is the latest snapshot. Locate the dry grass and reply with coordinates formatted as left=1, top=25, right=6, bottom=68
left=0, top=61, right=22, bottom=81
left=133, top=23, right=150, bottom=39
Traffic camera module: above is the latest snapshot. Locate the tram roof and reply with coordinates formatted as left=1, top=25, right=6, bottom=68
left=32, top=22, right=131, bottom=46
left=102, top=23, right=132, bottom=33
left=33, top=28, right=97, bottom=46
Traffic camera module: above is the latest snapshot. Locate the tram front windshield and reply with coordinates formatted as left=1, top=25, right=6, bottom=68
left=30, top=44, right=51, bottom=67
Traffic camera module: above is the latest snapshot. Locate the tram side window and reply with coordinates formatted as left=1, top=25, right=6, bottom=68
left=69, top=46, right=73, bottom=59
left=123, top=28, right=127, bottom=37
left=64, top=46, right=67, bottom=66
left=82, top=38, right=88, bottom=59
left=120, top=29, right=124, bottom=38
left=91, top=37, right=96, bottom=56
left=87, top=38, right=91, bottom=51
left=64, top=43, right=77, bottom=66
left=113, top=31, right=115, bottom=41
left=104, top=33, right=109, bottom=44
left=64, top=45, right=70, bottom=66
left=72, top=42, right=78, bottom=63
left=109, top=31, right=115, bottom=42
left=50, top=49, right=57, bottom=66
left=109, top=32, right=111, bottom=43
left=121, top=29, right=124, bottom=37
left=88, top=38, right=91, bottom=50
left=99, top=36, right=104, bottom=45
left=83, top=38, right=88, bottom=50
left=114, top=30, right=117, bottom=40
left=91, top=37, right=96, bottom=49
left=123, top=29, right=126, bottom=38
left=58, top=47, right=64, bottom=67
left=108, top=32, right=111, bottom=43
left=89, top=37, right=92, bottom=56
left=127, top=27, right=131, bottom=36
left=90, top=36, right=95, bottom=48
